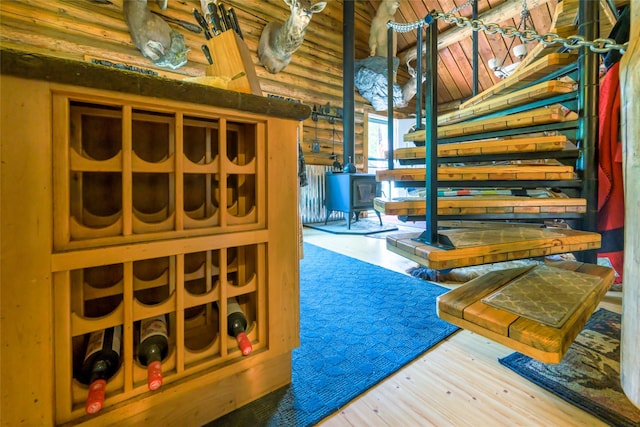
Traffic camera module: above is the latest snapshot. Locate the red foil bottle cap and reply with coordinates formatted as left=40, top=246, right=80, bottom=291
left=147, top=360, right=163, bottom=391
left=236, top=332, right=252, bottom=356
left=85, top=379, right=107, bottom=414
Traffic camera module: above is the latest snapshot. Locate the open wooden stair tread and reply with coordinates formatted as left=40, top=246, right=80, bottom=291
left=393, top=135, right=570, bottom=160
left=437, top=81, right=576, bottom=126
left=374, top=193, right=586, bottom=216
left=385, top=226, right=601, bottom=270
left=436, top=261, right=614, bottom=363
left=459, top=53, right=577, bottom=109
left=376, top=163, right=576, bottom=182
left=405, top=106, right=577, bottom=142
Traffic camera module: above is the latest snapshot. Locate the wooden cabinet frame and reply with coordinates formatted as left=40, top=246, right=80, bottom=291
left=1, top=75, right=302, bottom=426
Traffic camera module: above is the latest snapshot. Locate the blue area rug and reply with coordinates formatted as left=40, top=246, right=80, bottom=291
left=209, top=242, right=458, bottom=427
left=500, top=309, right=640, bottom=427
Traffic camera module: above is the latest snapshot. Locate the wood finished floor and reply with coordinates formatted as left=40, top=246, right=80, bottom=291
left=303, top=225, right=622, bottom=427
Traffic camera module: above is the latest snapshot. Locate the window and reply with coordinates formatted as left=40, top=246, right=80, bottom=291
left=366, top=113, right=416, bottom=199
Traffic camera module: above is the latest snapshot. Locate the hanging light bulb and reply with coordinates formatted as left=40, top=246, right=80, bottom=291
left=513, top=43, right=528, bottom=60
left=486, top=0, right=536, bottom=79
left=488, top=57, right=502, bottom=71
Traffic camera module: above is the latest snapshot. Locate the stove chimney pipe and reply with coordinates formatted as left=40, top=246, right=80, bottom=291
left=342, top=0, right=355, bottom=172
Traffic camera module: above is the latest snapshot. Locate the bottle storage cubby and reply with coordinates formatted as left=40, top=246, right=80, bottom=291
left=57, top=96, right=264, bottom=250
left=49, top=90, right=273, bottom=424
left=54, top=242, right=264, bottom=420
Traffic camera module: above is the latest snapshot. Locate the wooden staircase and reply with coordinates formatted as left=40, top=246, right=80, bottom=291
left=371, top=39, right=616, bottom=362
left=370, top=0, right=615, bottom=365
left=374, top=52, right=601, bottom=267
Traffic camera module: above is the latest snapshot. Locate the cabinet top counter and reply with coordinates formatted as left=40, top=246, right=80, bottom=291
left=0, top=48, right=311, bottom=122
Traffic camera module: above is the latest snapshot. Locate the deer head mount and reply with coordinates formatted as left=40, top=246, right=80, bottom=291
left=258, top=0, right=327, bottom=74
left=123, top=0, right=189, bottom=70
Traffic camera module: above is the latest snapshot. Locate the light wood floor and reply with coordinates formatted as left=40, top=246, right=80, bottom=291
left=303, top=226, right=622, bottom=427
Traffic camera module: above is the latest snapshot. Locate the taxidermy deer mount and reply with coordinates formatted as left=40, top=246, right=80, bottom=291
left=258, top=0, right=327, bottom=74
left=369, top=0, right=400, bottom=58
left=397, top=62, right=426, bottom=108
left=123, top=0, right=189, bottom=70
left=355, top=0, right=405, bottom=111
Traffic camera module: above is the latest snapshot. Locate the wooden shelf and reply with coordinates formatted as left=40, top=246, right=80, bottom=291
left=1, top=68, right=304, bottom=426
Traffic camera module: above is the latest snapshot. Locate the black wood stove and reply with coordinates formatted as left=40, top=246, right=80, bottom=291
left=324, top=172, right=382, bottom=229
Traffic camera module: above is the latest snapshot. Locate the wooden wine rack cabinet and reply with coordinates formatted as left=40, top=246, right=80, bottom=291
left=1, top=50, right=309, bottom=426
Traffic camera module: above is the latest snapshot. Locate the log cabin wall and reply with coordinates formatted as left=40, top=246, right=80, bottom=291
left=0, top=0, right=409, bottom=172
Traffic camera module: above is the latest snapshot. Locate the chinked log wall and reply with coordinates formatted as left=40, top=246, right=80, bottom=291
left=0, top=0, right=412, bottom=169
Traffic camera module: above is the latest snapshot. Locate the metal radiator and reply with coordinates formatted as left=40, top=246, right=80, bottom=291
left=298, top=165, right=344, bottom=224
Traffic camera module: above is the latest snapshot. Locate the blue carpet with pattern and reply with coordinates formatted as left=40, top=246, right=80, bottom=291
left=208, top=242, right=458, bottom=427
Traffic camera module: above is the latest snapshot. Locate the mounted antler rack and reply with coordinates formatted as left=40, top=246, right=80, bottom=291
left=311, top=102, right=343, bottom=123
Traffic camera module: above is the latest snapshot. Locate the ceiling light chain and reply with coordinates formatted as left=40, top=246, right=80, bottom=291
left=387, top=11, right=629, bottom=55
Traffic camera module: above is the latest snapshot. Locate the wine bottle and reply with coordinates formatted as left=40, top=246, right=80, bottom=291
left=81, top=325, right=122, bottom=414
left=137, top=314, right=169, bottom=391
left=226, top=297, right=252, bottom=356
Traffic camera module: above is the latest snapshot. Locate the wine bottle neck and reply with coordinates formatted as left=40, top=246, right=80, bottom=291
left=144, top=344, right=163, bottom=362
left=229, top=318, right=245, bottom=336
left=89, top=359, right=110, bottom=382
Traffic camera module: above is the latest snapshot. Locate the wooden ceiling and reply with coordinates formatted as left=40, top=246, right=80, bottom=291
left=365, top=0, right=560, bottom=106
left=363, top=0, right=627, bottom=107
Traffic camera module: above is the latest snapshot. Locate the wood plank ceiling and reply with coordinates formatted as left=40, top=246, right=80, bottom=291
left=365, top=0, right=559, bottom=106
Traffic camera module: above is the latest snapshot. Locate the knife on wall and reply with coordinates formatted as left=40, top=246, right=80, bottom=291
left=151, top=11, right=202, bottom=34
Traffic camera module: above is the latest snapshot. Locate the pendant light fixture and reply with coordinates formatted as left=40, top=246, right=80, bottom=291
left=488, top=0, right=537, bottom=78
